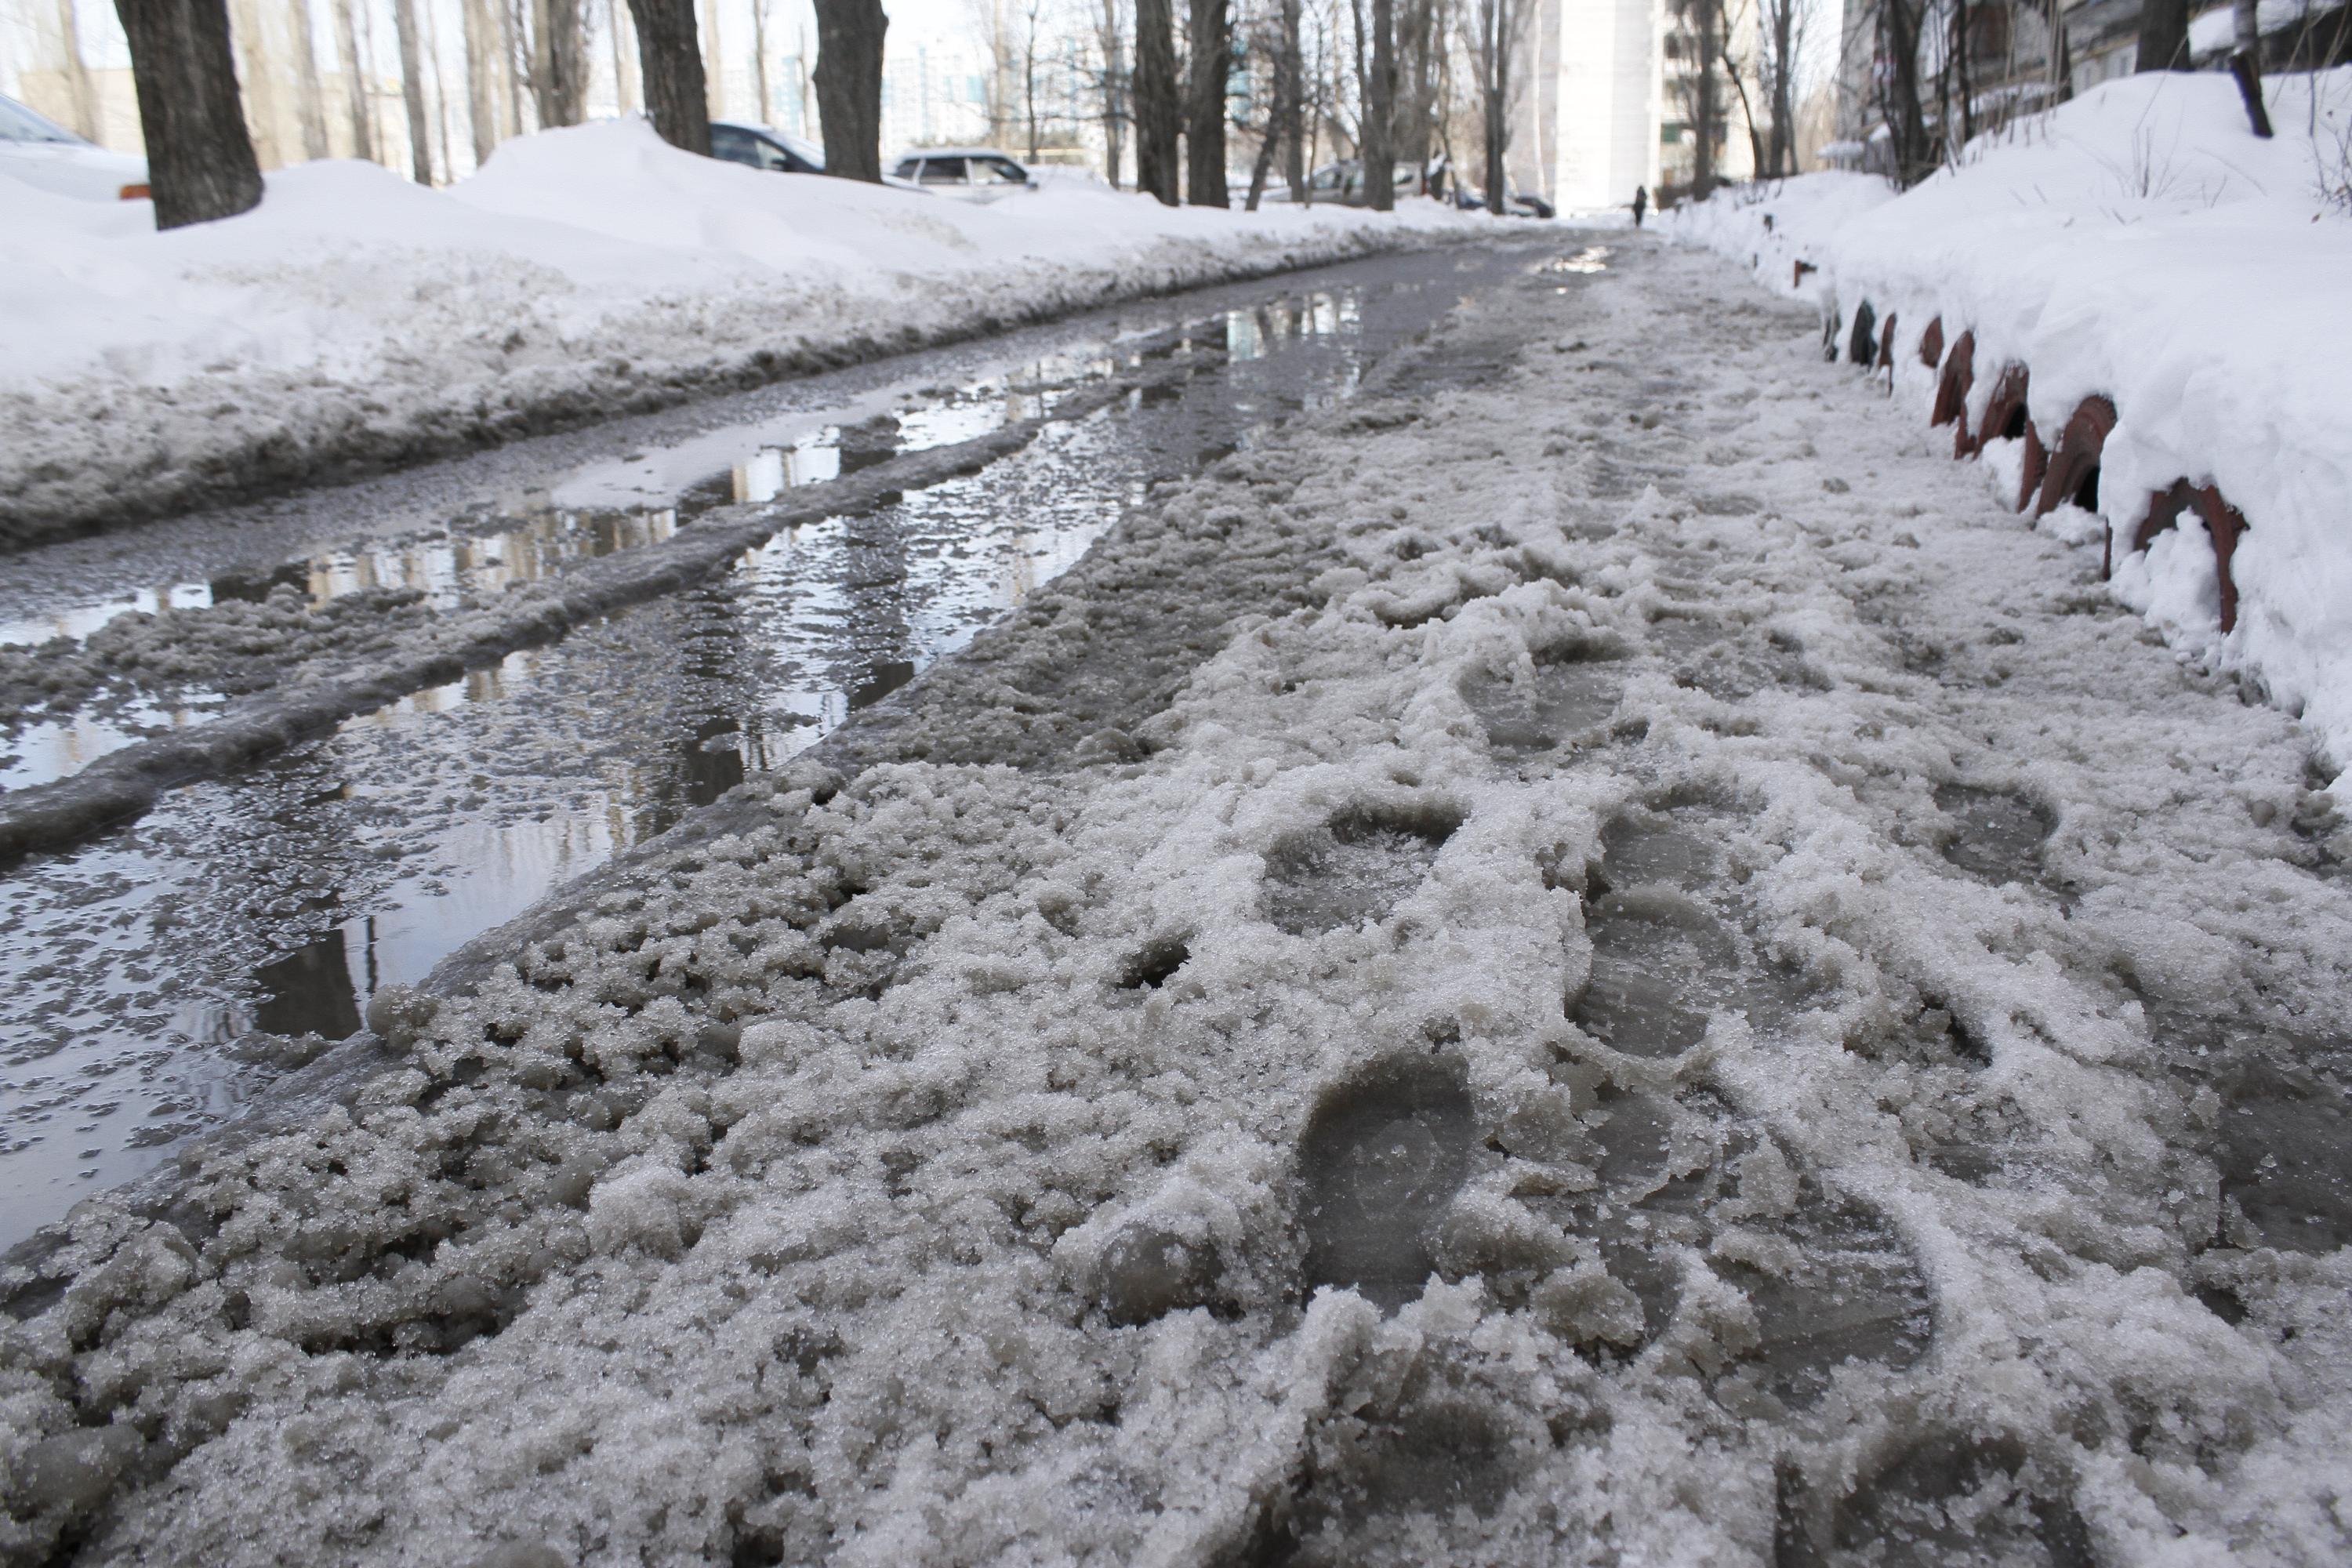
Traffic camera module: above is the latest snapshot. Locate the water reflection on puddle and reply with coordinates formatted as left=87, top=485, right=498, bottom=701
left=0, top=246, right=1542, bottom=1250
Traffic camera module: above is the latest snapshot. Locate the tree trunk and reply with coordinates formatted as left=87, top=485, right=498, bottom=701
left=608, top=0, right=640, bottom=113
left=503, top=0, right=528, bottom=131
left=1134, top=0, right=1180, bottom=203
left=1364, top=0, right=1395, bottom=208
left=630, top=0, right=710, bottom=151
left=333, top=0, right=377, bottom=159
left=1023, top=1, right=1041, bottom=159
left=394, top=0, right=435, bottom=181
left=698, top=0, right=724, bottom=119
left=751, top=0, right=771, bottom=122
left=1244, top=59, right=1280, bottom=208
left=1764, top=0, right=1792, bottom=175
left=1185, top=0, right=1229, bottom=205
left=1280, top=0, right=1304, bottom=198
left=426, top=3, right=456, bottom=173
left=1724, top=38, right=1764, bottom=175
left=1691, top=0, right=1719, bottom=192
left=1096, top=0, right=1126, bottom=185
left=463, top=0, right=506, bottom=163
left=2230, top=0, right=2272, bottom=135
left=529, top=0, right=589, bottom=125
left=113, top=0, right=265, bottom=226
left=289, top=0, right=330, bottom=158
left=812, top=0, right=886, bottom=178
left=2136, top=0, right=2188, bottom=70
left=1476, top=0, right=1516, bottom=213
left=1881, top=0, right=1934, bottom=184
left=1397, top=0, right=1434, bottom=192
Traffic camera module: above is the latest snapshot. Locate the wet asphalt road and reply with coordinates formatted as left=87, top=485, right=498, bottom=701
left=0, top=236, right=1556, bottom=1250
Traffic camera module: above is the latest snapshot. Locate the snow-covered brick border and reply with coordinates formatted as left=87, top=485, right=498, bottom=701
left=1668, top=69, right=2352, bottom=796
left=0, top=118, right=1480, bottom=547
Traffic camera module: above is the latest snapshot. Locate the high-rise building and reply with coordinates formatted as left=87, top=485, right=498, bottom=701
left=1512, top=0, right=1759, bottom=213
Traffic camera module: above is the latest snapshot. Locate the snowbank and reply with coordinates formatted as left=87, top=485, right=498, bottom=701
left=1668, top=69, right=2352, bottom=793
left=0, top=117, right=1479, bottom=545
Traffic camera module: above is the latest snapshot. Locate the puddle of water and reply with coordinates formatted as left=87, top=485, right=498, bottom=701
left=0, top=695, right=218, bottom=793
left=1934, top=783, right=2054, bottom=885
left=1299, top=1054, right=1479, bottom=1311
left=0, top=242, right=1550, bottom=1251
left=1547, top=245, right=1613, bottom=276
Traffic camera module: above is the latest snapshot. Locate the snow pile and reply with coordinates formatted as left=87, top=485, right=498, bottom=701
left=1668, top=69, right=2352, bottom=793
left=1657, top=169, right=1896, bottom=302
left=0, top=116, right=1476, bottom=546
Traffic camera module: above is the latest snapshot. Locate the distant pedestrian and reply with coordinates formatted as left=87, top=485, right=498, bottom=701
left=1632, top=186, right=1648, bottom=228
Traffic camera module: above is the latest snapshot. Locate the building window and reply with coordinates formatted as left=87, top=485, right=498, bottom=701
left=1661, top=122, right=1685, bottom=143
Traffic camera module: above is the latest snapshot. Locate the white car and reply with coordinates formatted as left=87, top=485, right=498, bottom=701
left=0, top=94, right=149, bottom=202
left=889, top=148, right=1039, bottom=202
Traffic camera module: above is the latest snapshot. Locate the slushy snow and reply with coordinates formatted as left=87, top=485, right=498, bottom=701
left=4, top=241, right=2347, bottom=1566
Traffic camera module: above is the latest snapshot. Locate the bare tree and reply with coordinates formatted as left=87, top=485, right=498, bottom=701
left=971, top=0, right=1017, bottom=142
left=332, top=0, right=377, bottom=159
left=1186, top=0, right=1229, bottom=204
left=1874, top=0, right=1935, bottom=183
left=2230, top=0, right=2273, bottom=136
left=1757, top=0, right=1807, bottom=175
left=1134, top=0, right=1180, bottom=201
left=394, top=0, right=437, bottom=180
left=1363, top=0, right=1394, bottom=206
left=1280, top=0, right=1305, bottom=195
left=1089, top=0, right=1130, bottom=184
left=630, top=0, right=710, bottom=150
left=1021, top=0, right=1048, bottom=159
left=698, top=0, right=724, bottom=118
left=463, top=0, right=509, bottom=163
left=813, top=0, right=887, bottom=177
left=114, top=0, right=264, bottom=225
left=606, top=0, right=641, bottom=112
left=1461, top=0, right=1524, bottom=211
left=1242, top=0, right=1287, bottom=205
left=290, top=0, right=331, bottom=160
left=1669, top=0, right=1724, bottom=193
left=425, top=2, right=457, bottom=172
left=1396, top=0, right=1437, bottom=192
left=527, top=0, right=590, bottom=125
left=750, top=0, right=771, bottom=122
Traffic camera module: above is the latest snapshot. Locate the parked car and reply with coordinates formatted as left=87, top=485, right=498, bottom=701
left=710, top=120, right=826, bottom=174
left=1260, top=158, right=1424, bottom=208
left=710, top=122, right=928, bottom=191
left=889, top=149, right=1039, bottom=201
left=0, top=94, right=148, bottom=202
left=1447, top=181, right=1555, bottom=220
